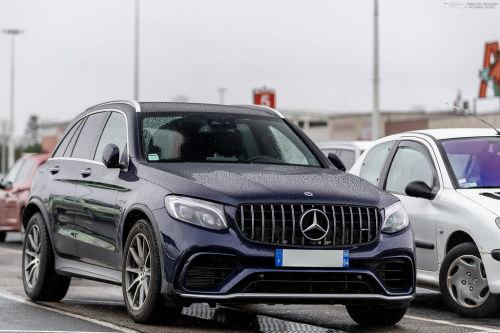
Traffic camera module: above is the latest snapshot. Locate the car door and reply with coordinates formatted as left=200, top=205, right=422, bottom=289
left=382, top=140, right=441, bottom=272
left=2, top=157, right=35, bottom=230
left=72, top=111, right=127, bottom=269
left=0, top=158, right=25, bottom=230
left=45, top=117, right=87, bottom=258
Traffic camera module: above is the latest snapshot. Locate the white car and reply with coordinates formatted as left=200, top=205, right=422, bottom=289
left=350, top=128, right=500, bottom=317
left=317, top=140, right=373, bottom=171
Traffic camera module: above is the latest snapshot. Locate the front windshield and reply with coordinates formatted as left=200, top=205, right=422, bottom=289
left=441, top=137, right=500, bottom=189
left=140, top=112, right=321, bottom=167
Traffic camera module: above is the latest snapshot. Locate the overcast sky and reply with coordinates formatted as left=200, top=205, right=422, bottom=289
left=1, top=0, right=500, bottom=136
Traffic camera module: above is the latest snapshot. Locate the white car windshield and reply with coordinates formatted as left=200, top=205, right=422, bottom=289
left=441, top=137, right=500, bottom=188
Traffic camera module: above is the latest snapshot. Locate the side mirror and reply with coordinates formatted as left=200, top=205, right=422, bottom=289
left=405, top=180, right=435, bottom=200
left=102, top=143, right=125, bottom=169
left=328, top=153, right=346, bottom=172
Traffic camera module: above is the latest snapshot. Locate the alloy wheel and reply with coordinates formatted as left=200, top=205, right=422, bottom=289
left=125, top=233, right=151, bottom=310
left=24, top=225, right=41, bottom=288
left=446, top=254, right=489, bottom=308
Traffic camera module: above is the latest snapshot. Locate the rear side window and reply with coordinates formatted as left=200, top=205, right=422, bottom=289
left=94, top=112, right=127, bottom=162
left=52, top=118, right=85, bottom=158
left=359, top=141, right=394, bottom=186
left=71, top=112, right=109, bottom=160
left=15, top=158, right=35, bottom=183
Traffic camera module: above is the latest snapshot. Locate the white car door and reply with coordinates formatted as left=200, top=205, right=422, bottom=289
left=382, top=139, right=441, bottom=272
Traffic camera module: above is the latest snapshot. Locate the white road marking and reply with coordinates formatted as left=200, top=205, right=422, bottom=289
left=0, top=290, right=139, bottom=333
left=0, top=330, right=111, bottom=333
left=405, top=314, right=500, bottom=332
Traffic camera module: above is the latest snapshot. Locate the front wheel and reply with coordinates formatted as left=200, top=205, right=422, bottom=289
left=122, top=220, right=182, bottom=324
left=22, top=213, right=71, bottom=301
left=439, top=242, right=500, bottom=317
left=346, top=304, right=408, bottom=326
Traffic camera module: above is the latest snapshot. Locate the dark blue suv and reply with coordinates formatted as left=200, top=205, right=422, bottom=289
left=22, top=101, right=415, bottom=326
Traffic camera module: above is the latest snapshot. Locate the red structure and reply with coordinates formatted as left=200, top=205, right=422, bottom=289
left=479, top=41, right=500, bottom=98
left=253, top=87, right=276, bottom=109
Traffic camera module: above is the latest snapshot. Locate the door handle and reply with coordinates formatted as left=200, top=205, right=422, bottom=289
left=81, top=168, right=92, bottom=177
left=50, top=166, right=59, bottom=174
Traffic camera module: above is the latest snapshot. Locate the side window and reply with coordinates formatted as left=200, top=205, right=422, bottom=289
left=53, top=118, right=85, bottom=158
left=94, top=112, right=127, bottom=162
left=338, top=149, right=355, bottom=170
left=385, top=143, right=437, bottom=195
left=3, top=159, right=24, bottom=184
left=15, top=159, right=35, bottom=183
left=72, top=112, right=109, bottom=160
left=359, top=141, right=394, bottom=186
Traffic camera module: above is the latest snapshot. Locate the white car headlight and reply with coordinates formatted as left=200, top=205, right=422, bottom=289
left=165, top=195, right=228, bottom=230
left=381, top=201, right=409, bottom=234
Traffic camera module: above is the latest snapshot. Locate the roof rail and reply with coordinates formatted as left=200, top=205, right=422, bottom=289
left=94, top=100, right=141, bottom=112
left=233, top=104, right=284, bottom=118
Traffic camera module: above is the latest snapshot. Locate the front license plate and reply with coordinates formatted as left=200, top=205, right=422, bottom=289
left=275, top=249, right=349, bottom=268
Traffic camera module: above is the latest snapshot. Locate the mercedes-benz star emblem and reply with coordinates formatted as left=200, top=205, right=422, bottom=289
left=304, top=192, right=313, bottom=197
left=299, top=209, right=330, bottom=241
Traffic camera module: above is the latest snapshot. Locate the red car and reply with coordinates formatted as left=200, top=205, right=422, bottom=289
left=0, top=154, right=49, bottom=241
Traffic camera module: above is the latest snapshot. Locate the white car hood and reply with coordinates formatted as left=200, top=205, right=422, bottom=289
left=457, top=188, right=500, bottom=217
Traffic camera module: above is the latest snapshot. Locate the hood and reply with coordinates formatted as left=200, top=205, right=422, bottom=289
left=138, top=162, right=397, bottom=209
left=457, top=188, right=500, bottom=217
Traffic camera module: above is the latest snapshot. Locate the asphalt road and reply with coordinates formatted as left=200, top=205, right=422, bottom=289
left=1, top=232, right=500, bottom=333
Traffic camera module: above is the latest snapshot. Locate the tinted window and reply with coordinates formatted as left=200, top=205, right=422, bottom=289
left=94, top=112, right=127, bottom=162
left=72, top=112, right=109, bottom=160
left=385, top=144, right=436, bottom=195
left=441, top=137, right=500, bottom=188
left=141, top=113, right=321, bottom=166
left=15, top=158, right=35, bottom=183
left=53, top=118, right=84, bottom=158
left=359, top=141, right=394, bottom=185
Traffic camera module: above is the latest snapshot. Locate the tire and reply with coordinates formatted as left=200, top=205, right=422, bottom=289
left=22, top=212, right=71, bottom=301
left=122, top=219, right=182, bottom=324
left=346, top=304, right=408, bottom=326
left=0, top=231, right=6, bottom=242
left=439, top=242, right=500, bottom=317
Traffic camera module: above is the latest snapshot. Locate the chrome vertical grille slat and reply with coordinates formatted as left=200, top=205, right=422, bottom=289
left=236, top=204, right=381, bottom=247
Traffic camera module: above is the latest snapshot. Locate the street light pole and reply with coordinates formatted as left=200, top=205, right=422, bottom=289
left=2, top=29, right=23, bottom=169
left=134, top=0, right=140, bottom=100
left=372, top=0, right=380, bottom=140
left=218, top=88, right=227, bottom=104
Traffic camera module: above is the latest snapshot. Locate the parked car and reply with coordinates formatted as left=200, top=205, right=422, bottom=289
left=350, top=128, right=500, bottom=317
left=317, top=140, right=373, bottom=171
left=22, top=101, right=415, bottom=326
left=0, top=154, right=49, bottom=242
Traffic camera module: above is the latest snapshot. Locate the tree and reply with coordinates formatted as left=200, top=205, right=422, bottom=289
left=22, top=115, right=41, bottom=154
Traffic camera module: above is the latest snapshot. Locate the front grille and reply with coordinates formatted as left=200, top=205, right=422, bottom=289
left=184, top=255, right=239, bottom=289
left=373, top=258, right=414, bottom=291
left=239, top=272, right=376, bottom=294
left=236, top=204, right=381, bottom=246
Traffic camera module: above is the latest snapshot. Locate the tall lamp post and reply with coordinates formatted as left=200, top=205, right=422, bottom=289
left=372, top=0, right=380, bottom=140
left=134, top=0, right=140, bottom=100
left=2, top=28, right=23, bottom=169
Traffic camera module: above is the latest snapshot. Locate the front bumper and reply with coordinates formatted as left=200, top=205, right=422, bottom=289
left=152, top=208, right=416, bottom=305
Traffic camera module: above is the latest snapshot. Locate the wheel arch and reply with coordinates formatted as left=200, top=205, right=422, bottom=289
left=446, top=231, right=476, bottom=254
left=121, top=204, right=166, bottom=280
left=22, top=199, right=49, bottom=230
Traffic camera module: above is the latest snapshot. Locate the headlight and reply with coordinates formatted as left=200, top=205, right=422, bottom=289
left=165, top=195, right=228, bottom=230
left=496, top=217, right=500, bottom=229
left=381, top=201, right=409, bottom=234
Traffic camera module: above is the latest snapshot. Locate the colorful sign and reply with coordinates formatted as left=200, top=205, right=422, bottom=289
left=479, top=41, right=500, bottom=98
left=253, top=87, right=276, bottom=109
